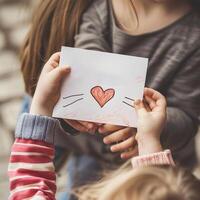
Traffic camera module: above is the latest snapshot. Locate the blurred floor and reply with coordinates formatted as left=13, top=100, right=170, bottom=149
left=0, top=0, right=199, bottom=199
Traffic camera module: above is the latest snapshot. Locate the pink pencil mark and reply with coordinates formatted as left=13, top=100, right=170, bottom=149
left=136, top=76, right=145, bottom=83
left=90, top=86, right=115, bottom=108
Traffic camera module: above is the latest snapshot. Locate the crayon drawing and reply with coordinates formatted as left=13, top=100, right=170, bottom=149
left=90, top=86, right=115, bottom=108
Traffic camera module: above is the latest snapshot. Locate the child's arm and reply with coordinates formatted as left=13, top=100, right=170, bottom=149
left=131, top=88, right=175, bottom=168
left=8, top=53, right=71, bottom=200
left=8, top=115, right=57, bottom=200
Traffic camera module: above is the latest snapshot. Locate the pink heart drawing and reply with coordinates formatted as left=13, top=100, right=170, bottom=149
left=90, top=86, right=115, bottom=108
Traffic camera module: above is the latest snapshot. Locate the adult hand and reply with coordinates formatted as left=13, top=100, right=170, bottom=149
left=99, top=124, right=138, bottom=159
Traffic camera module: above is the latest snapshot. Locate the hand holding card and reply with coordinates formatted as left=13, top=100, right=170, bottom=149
left=30, top=53, right=71, bottom=117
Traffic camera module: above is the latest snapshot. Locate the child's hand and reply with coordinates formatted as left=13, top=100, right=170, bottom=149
left=135, top=88, right=166, bottom=155
left=98, top=125, right=138, bottom=159
left=30, top=53, right=71, bottom=116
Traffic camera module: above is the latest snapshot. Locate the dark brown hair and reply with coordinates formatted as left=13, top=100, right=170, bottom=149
left=21, top=0, right=92, bottom=96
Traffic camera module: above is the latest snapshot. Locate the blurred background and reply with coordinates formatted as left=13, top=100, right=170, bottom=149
left=0, top=1, right=68, bottom=198
left=0, top=0, right=200, bottom=199
left=0, top=0, right=67, bottom=197
left=0, top=0, right=39, bottom=198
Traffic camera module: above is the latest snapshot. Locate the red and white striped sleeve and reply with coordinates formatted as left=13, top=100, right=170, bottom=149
left=8, top=138, right=56, bottom=200
left=8, top=113, right=63, bottom=200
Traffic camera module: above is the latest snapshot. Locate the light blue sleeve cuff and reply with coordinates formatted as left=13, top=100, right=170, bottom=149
left=15, top=113, right=63, bottom=144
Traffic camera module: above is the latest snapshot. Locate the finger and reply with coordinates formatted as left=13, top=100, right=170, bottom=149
left=144, top=88, right=166, bottom=106
left=144, top=87, right=155, bottom=97
left=49, top=65, right=71, bottom=84
left=49, top=61, right=59, bottom=68
left=49, top=52, right=60, bottom=64
left=64, top=119, right=88, bottom=133
left=144, top=88, right=166, bottom=112
left=154, top=94, right=167, bottom=112
left=144, top=95, right=156, bottom=110
left=143, top=98, right=151, bottom=112
left=103, top=128, right=136, bottom=144
left=121, top=147, right=138, bottom=159
left=78, top=121, right=99, bottom=133
left=66, top=119, right=98, bottom=134
left=98, top=124, right=124, bottom=134
left=44, top=52, right=61, bottom=72
left=134, top=99, right=147, bottom=115
left=110, top=136, right=137, bottom=153
left=79, top=121, right=98, bottom=129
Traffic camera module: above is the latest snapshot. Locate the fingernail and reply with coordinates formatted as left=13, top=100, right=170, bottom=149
left=103, top=138, right=108, bottom=144
left=120, top=154, right=125, bottom=159
left=110, top=146, right=115, bottom=152
left=98, top=127, right=103, bottom=133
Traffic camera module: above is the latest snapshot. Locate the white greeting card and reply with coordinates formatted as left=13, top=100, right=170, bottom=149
left=53, top=46, right=148, bottom=127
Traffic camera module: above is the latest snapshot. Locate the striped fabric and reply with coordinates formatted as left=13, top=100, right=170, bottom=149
left=8, top=139, right=56, bottom=200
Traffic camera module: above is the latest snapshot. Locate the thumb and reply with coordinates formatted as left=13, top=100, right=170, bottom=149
left=134, top=99, right=147, bottom=115
left=49, top=65, right=71, bottom=84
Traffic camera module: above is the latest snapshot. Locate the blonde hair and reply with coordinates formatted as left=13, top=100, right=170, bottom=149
left=75, top=162, right=200, bottom=200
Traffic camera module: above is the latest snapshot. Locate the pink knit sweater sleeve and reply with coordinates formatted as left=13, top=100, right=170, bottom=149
left=131, top=150, right=175, bottom=168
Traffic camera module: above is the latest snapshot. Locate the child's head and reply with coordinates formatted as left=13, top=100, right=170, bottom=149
left=77, top=163, right=200, bottom=200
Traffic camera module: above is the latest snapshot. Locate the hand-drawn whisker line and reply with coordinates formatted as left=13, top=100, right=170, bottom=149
left=125, top=97, right=135, bottom=101
left=63, top=98, right=84, bottom=108
left=122, top=101, right=135, bottom=108
left=63, top=94, right=84, bottom=99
